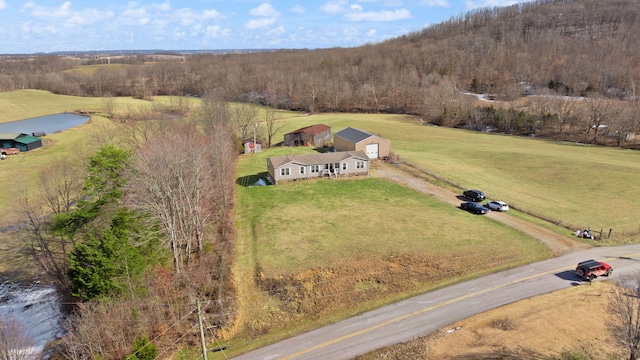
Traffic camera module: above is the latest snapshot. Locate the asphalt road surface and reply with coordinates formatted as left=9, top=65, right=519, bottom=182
left=232, top=244, right=640, bottom=360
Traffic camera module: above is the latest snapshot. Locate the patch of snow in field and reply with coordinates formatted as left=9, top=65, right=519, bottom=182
left=0, top=282, right=64, bottom=358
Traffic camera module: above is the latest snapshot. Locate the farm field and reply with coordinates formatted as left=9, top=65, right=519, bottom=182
left=276, top=112, right=640, bottom=240
left=226, top=146, right=551, bottom=357
left=0, top=90, right=639, bottom=358
left=0, top=89, right=153, bottom=123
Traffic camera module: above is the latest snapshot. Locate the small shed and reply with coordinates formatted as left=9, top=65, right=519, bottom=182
left=333, top=127, right=390, bottom=159
left=267, top=151, right=369, bottom=185
left=0, top=133, right=43, bottom=152
left=283, top=124, right=331, bottom=147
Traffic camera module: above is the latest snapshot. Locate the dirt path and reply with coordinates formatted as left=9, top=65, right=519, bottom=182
left=371, top=162, right=591, bottom=256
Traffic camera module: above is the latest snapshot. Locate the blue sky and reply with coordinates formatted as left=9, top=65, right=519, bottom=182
left=0, top=0, right=528, bottom=54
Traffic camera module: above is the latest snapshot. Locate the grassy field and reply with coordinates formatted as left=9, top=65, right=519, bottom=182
left=356, top=281, right=624, bottom=359
left=0, top=90, right=159, bottom=228
left=225, top=146, right=551, bottom=357
left=236, top=147, right=548, bottom=275
left=1, top=90, right=638, bottom=358
left=275, top=113, right=640, bottom=238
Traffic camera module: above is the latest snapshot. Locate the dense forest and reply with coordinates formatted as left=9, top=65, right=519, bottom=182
left=2, top=0, right=640, bottom=147
left=4, top=0, right=640, bottom=359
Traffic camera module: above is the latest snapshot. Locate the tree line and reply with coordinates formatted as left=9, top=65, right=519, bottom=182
left=1, top=0, right=640, bottom=146
left=10, top=95, right=238, bottom=359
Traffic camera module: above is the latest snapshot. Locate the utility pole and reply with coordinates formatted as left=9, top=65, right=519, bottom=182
left=197, top=300, right=208, bottom=360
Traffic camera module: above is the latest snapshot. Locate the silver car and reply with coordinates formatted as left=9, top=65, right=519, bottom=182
left=486, top=200, right=509, bottom=212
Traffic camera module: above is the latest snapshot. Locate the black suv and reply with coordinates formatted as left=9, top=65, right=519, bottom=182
left=463, top=189, right=485, bottom=202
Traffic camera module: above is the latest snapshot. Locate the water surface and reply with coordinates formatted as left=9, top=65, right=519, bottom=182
left=0, top=113, right=90, bottom=135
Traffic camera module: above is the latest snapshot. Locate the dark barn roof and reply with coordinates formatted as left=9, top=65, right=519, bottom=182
left=285, top=124, right=331, bottom=136
left=334, top=127, right=374, bottom=143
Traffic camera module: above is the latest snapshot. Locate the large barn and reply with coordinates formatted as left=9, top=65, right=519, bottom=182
left=333, top=127, right=390, bottom=159
left=283, top=124, right=331, bottom=147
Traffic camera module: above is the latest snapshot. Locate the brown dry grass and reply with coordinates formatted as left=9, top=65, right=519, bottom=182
left=355, top=281, right=625, bottom=360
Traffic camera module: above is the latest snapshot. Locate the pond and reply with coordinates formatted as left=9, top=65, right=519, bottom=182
left=0, top=113, right=90, bottom=135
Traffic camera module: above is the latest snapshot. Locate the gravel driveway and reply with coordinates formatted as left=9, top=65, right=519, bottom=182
left=371, top=161, right=591, bottom=256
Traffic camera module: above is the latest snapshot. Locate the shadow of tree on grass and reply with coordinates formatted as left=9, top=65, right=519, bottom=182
left=236, top=172, right=270, bottom=187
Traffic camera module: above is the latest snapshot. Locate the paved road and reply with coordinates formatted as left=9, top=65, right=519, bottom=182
left=232, top=244, right=640, bottom=359
left=231, top=163, right=633, bottom=359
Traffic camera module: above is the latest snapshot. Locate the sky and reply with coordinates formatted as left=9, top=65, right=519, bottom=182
left=0, top=0, right=529, bottom=54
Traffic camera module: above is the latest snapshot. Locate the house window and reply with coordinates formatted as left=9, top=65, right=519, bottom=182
left=342, top=163, right=347, bottom=170
left=300, top=166, right=305, bottom=174
left=356, top=161, right=365, bottom=169
left=310, top=165, right=321, bottom=173
left=280, top=168, right=290, bottom=176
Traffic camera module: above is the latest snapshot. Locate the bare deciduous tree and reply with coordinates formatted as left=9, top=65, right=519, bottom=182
left=0, top=315, right=36, bottom=360
left=264, top=107, right=285, bottom=148
left=15, top=187, right=72, bottom=295
left=582, top=97, right=623, bottom=143
left=39, top=160, right=84, bottom=215
left=101, top=95, right=115, bottom=118
left=609, top=278, right=640, bottom=360
left=197, top=95, right=238, bottom=224
left=127, top=122, right=213, bottom=273
left=232, top=103, right=259, bottom=143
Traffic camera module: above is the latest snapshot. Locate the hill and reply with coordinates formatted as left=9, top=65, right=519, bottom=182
left=1, top=0, right=638, bottom=148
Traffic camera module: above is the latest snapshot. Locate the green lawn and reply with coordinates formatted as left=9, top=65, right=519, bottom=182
left=236, top=151, right=550, bottom=276
left=272, top=113, right=640, bottom=236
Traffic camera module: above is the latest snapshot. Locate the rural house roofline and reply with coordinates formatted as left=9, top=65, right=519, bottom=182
left=268, top=150, right=368, bottom=168
left=334, top=127, right=375, bottom=143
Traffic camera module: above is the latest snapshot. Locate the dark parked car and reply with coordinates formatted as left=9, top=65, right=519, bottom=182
left=460, top=202, right=488, bottom=214
left=463, top=189, right=485, bottom=202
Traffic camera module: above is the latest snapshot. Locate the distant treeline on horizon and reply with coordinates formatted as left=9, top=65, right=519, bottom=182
left=0, top=48, right=296, bottom=57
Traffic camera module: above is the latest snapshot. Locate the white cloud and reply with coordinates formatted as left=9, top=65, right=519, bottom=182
left=266, top=25, right=286, bottom=36
left=151, top=1, right=171, bottom=12
left=203, top=9, right=222, bottom=19
left=291, top=5, right=305, bottom=14
left=68, top=9, right=115, bottom=25
left=22, top=1, right=72, bottom=18
left=205, top=25, right=230, bottom=38
left=22, top=22, right=59, bottom=35
left=367, top=29, right=376, bottom=36
left=346, top=8, right=412, bottom=21
left=419, top=0, right=450, bottom=7
left=320, top=0, right=349, bottom=14
left=351, top=4, right=363, bottom=11
left=121, top=4, right=150, bottom=22
left=0, top=0, right=6, bottom=10
left=250, top=3, right=280, bottom=17
left=245, top=17, right=277, bottom=29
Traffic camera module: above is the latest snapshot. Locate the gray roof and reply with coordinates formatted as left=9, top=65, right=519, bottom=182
left=334, top=127, right=373, bottom=143
left=0, top=133, right=23, bottom=140
left=269, top=150, right=368, bottom=168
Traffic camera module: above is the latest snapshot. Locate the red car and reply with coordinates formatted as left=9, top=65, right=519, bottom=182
left=575, top=259, right=612, bottom=280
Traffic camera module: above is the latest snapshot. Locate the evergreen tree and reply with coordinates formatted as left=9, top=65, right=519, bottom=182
left=53, top=144, right=132, bottom=238
left=68, top=208, right=165, bottom=300
left=128, top=336, right=158, bottom=360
